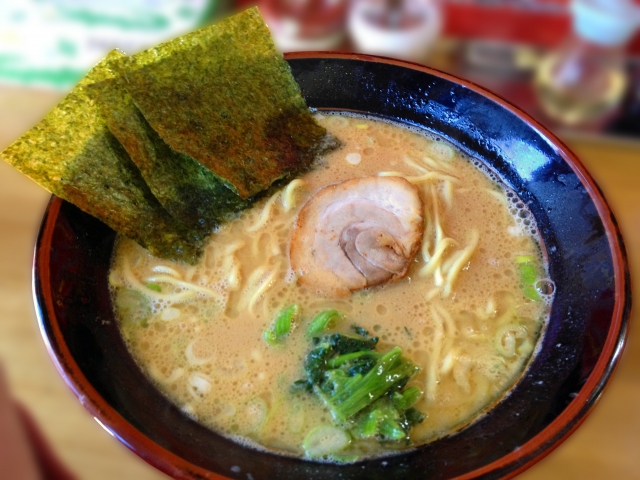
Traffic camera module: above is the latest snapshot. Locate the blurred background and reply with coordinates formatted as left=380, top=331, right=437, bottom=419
left=0, top=0, right=639, bottom=478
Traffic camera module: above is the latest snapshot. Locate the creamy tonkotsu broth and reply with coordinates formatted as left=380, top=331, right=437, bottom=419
left=109, top=114, right=552, bottom=460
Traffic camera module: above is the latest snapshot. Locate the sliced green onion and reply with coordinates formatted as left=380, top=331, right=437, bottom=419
left=428, top=142, right=454, bottom=161
left=114, top=288, right=151, bottom=326
left=264, top=304, right=299, bottom=345
left=286, top=402, right=305, bottom=433
left=329, top=453, right=360, bottom=463
left=523, top=286, right=540, bottom=301
left=517, top=256, right=540, bottom=301
left=519, top=264, right=537, bottom=284
left=146, top=283, right=162, bottom=292
left=243, top=398, right=268, bottom=433
left=303, top=425, right=350, bottom=458
left=307, top=309, right=344, bottom=337
left=516, top=255, right=535, bottom=264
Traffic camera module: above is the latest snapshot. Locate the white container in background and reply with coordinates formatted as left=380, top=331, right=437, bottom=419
left=261, top=0, right=349, bottom=52
left=348, top=0, right=442, bottom=64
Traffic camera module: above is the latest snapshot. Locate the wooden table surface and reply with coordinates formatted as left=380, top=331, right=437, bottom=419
left=0, top=86, right=638, bottom=480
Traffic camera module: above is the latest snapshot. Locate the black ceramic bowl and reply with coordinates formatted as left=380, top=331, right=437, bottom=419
left=34, top=53, right=630, bottom=479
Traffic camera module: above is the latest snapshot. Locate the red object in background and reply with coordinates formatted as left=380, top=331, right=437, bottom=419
left=15, top=403, right=77, bottom=480
left=441, top=0, right=640, bottom=54
left=443, top=2, right=570, bottom=48
left=235, top=0, right=640, bottom=54
left=260, top=0, right=348, bottom=39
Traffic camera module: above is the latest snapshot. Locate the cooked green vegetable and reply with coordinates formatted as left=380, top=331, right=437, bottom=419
left=327, top=332, right=378, bottom=355
left=146, top=283, right=162, bottom=292
left=114, top=7, right=338, bottom=199
left=391, top=386, right=422, bottom=411
left=327, top=350, right=377, bottom=369
left=264, top=304, right=299, bottom=345
left=290, top=379, right=314, bottom=393
left=404, top=407, right=427, bottom=427
left=350, top=390, right=425, bottom=442
left=321, top=346, right=419, bottom=422
left=304, top=342, right=334, bottom=384
left=307, top=309, right=344, bottom=337
left=352, top=325, right=370, bottom=337
left=294, top=325, right=424, bottom=448
left=353, top=397, right=408, bottom=441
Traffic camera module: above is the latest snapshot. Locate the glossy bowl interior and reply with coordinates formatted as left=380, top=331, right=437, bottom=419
left=34, top=53, right=630, bottom=480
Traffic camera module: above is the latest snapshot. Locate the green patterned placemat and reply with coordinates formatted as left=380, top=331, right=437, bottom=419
left=0, top=0, right=220, bottom=90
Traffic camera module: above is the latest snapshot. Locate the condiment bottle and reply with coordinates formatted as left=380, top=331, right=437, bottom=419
left=534, top=0, right=640, bottom=126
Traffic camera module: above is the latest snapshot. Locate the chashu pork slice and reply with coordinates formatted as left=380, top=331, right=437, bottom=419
left=290, top=176, right=424, bottom=296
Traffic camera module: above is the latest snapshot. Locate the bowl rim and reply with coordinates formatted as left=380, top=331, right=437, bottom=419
left=33, top=51, right=631, bottom=480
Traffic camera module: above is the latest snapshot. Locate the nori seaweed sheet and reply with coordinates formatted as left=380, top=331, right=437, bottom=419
left=0, top=51, right=205, bottom=263
left=115, top=7, right=334, bottom=199
left=87, top=74, right=250, bottom=234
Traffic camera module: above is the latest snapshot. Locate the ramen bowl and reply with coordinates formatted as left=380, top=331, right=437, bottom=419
left=33, top=53, right=630, bottom=479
